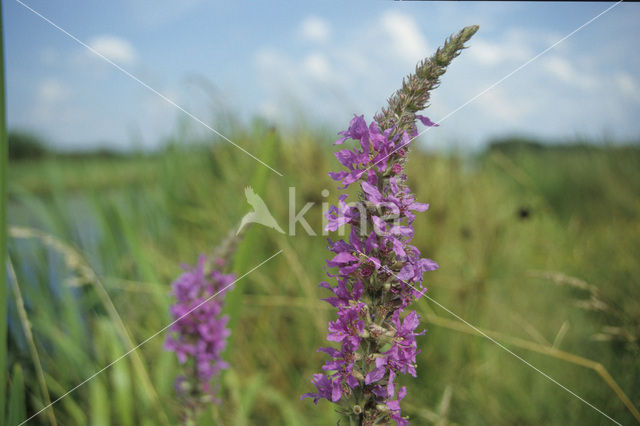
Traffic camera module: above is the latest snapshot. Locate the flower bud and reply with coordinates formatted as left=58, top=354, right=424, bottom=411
left=352, top=370, right=365, bottom=382
left=375, top=404, right=390, bottom=413
left=368, top=323, right=386, bottom=338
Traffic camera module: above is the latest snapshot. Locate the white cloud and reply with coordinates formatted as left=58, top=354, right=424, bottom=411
left=615, top=72, right=640, bottom=102
left=254, top=10, right=435, bottom=126
left=252, top=8, right=639, bottom=146
left=380, top=11, right=429, bottom=65
left=254, top=45, right=349, bottom=124
left=299, top=16, right=330, bottom=43
left=38, top=79, right=69, bottom=103
left=469, top=39, right=530, bottom=66
left=303, top=53, right=330, bottom=81
left=543, top=56, right=572, bottom=80
left=467, top=29, right=536, bottom=67
left=477, top=86, right=533, bottom=123
left=469, top=40, right=504, bottom=66
left=255, top=48, right=279, bottom=69
left=88, top=35, right=137, bottom=65
left=542, top=56, right=596, bottom=89
left=31, top=79, right=79, bottom=127
left=258, top=101, right=280, bottom=121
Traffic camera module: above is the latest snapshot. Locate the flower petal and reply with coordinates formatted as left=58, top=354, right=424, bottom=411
left=365, top=366, right=386, bottom=384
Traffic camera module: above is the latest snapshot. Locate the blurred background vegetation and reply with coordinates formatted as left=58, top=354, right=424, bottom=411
left=4, top=122, right=640, bottom=425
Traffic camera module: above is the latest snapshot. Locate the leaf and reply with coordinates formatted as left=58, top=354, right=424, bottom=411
left=6, top=364, right=26, bottom=426
left=89, top=378, right=110, bottom=426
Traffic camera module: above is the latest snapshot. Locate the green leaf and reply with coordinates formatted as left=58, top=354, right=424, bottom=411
left=89, top=378, right=110, bottom=426
left=6, top=364, right=26, bottom=426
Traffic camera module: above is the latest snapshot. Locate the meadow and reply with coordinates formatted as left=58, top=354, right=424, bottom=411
left=5, top=123, right=640, bottom=425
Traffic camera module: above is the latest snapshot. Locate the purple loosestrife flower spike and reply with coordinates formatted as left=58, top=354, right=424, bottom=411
left=164, top=228, right=247, bottom=424
left=303, top=26, right=478, bottom=425
left=376, top=25, right=479, bottom=137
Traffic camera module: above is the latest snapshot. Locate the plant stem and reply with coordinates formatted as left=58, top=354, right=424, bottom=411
left=7, top=259, right=58, bottom=426
left=0, top=1, right=8, bottom=422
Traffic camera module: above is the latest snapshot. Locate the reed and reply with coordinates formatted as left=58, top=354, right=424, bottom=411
left=0, top=2, right=8, bottom=421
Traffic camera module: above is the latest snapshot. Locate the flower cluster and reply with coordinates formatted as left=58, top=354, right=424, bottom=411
left=302, top=115, right=439, bottom=425
left=165, top=255, right=235, bottom=414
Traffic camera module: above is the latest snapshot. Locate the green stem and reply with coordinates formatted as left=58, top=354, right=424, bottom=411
left=7, top=259, right=58, bottom=426
left=0, top=1, right=8, bottom=422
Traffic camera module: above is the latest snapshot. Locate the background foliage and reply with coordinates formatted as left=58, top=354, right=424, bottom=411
left=5, top=123, right=640, bottom=425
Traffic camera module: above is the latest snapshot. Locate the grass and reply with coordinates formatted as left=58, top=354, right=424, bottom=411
left=1, top=5, right=9, bottom=422
left=4, top=122, right=640, bottom=425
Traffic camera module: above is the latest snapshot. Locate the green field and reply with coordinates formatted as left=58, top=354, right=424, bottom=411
left=5, top=125, right=640, bottom=425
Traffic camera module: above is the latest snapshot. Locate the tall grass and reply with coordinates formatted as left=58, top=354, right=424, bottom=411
left=1, top=4, right=9, bottom=422
left=4, top=124, right=640, bottom=425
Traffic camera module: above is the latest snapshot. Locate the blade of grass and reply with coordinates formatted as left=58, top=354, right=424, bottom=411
left=42, top=373, right=87, bottom=425
left=226, top=127, right=279, bottom=349
left=276, top=235, right=327, bottom=335
left=9, top=227, right=170, bottom=425
left=89, top=378, right=109, bottom=426
left=242, top=293, right=640, bottom=423
left=7, top=364, right=26, bottom=426
left=235, top=374, right=265, bottom=426
left=261, top=386, right=306, bottom=426
left=102, top=319, right=134, bottom=426
left=0, top=2, right=8, bottom=421
left=423, top=312, right=640, bottom=423
left=7, top=258, right=58, bottom=426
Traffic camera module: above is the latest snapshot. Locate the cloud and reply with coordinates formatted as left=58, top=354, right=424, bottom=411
left=468, top=38, right=531, bottom=67
left=379, top=10, right=429, bottom=64
left=88, top=35, right=137, bottom=65
left=484, top=89, right=535, bottom=125
left=254, top=46, right=346, bottom=120
left=303, top=53, right=331, bottom=81
left=254, top=9, right=433, bottom=126
left=31, top=79, right=80, bottom=128
left=258, top=100, right=280, bottom=121
left=299, top=16, right=330, bottom=43
left=38, top=79, right=69, bottom=104
left=253, top=7, right=639, bottom=146
left=615, top=71, right=640, bottom=102
left=469, top=40, right=504, bottom=66
left=542, top=56, right=596, bottom=90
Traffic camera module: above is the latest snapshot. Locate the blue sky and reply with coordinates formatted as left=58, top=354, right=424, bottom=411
left=4, top=1, right=640, bottom=151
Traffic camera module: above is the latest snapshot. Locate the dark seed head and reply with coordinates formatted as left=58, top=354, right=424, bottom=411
left=517, top=207, right=531, bottom=220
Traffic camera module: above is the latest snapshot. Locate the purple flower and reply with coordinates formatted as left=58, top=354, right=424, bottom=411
left=165, top=255, right=235, bottom=406
left=335, top=114, right=369, bottom=146
left=387, top=385, right=409, bottom=426
left=301, top=374, right=335, bottom=404
left=375, top=311, right=424, bottom=378
left=327, top=302, right=366, bottom=348
left=320, top=278, right=363, bottom=308
left=365, top=366, right=386, bottom=385
left=304, top=116, right=439, bottom=425
left=325, top=194, right=360, bottom=231
left=416, top=114, right=439, bottom=127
